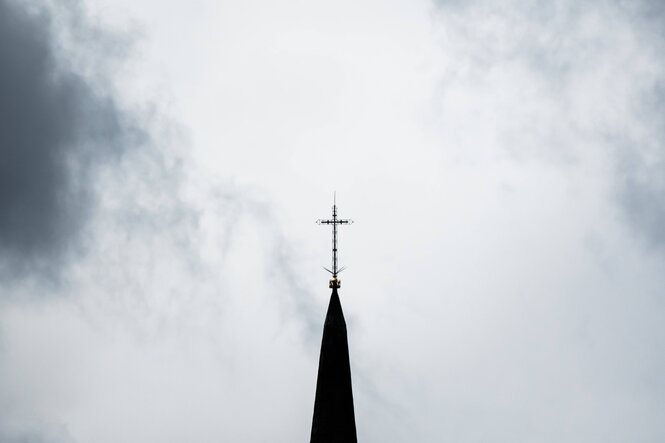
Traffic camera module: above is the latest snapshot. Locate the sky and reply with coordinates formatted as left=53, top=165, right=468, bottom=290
left=1, top=0, right=664, bottom=441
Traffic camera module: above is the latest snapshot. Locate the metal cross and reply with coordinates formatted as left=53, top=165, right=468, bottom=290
left=317, top=193, right=353, bottom=288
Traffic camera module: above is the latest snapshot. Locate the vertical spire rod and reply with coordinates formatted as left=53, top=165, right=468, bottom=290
left=332, top=197, right=338, bottom=276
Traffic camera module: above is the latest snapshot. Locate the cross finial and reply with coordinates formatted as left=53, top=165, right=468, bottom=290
left=316, top=193, right=353, bottom=288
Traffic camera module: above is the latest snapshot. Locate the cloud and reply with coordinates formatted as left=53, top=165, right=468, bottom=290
left=432, top=0, right=665, bottom=255
left=0, top=0, right=335, bottom=440
left=0, top=0, right=147, bottom=439
left=4, top=0, right=664, bottom=441
left=614, top=79, right=665, bottom=252
left=0, top=415, right=75, bottom=443
left=0, top=0, right=143, bottom=280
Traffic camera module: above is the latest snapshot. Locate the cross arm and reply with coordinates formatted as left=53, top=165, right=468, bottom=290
left=317, top=219, right=353, bottom=225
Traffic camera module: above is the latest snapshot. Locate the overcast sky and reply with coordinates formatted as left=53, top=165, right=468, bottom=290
left=1, top=0, right=665, bottom=441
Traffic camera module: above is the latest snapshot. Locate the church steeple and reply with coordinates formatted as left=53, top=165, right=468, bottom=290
left=310, top=287, right=357, bottom=442
left=311, top=196, right=357, bottom=442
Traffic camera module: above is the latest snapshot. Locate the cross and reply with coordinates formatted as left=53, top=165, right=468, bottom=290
left=317, top=193, right=353, bottom=288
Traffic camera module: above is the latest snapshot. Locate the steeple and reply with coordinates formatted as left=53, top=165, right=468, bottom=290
left=311, top=196, right=357, bottom=442
left=310, top=287, right=357, bottom=442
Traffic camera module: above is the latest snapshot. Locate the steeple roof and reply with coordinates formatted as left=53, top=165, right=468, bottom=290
left=310, top=287, right=357, bottom=443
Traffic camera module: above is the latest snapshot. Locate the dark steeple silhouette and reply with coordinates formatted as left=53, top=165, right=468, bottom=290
left=310, top=286, right=357, bottom=442
left=312, top=195, right=356, bottom=442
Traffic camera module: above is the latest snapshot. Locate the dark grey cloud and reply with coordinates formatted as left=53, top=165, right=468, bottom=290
left=614, top=79, right=665, bottom=252
left=0, top=417, right=75, bottom=443
left=0, top=1, right=330, bottom=442
left=618, top=150, right=665, bottom=252
left=594, top=1, right=665, bottom=254
left=0, top=0, right=143, bottom=280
